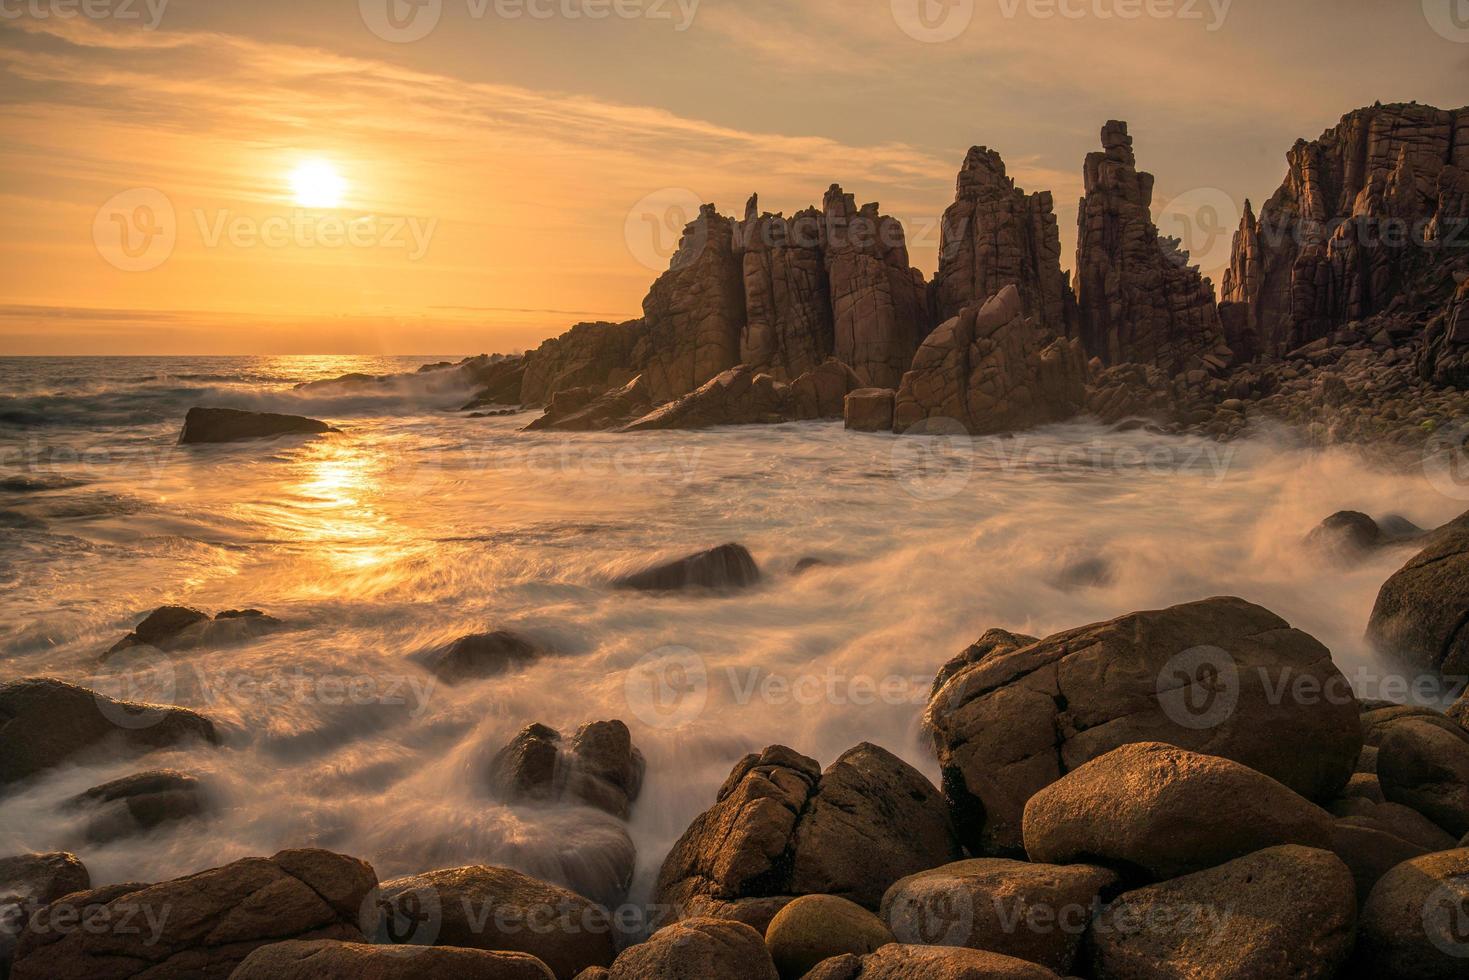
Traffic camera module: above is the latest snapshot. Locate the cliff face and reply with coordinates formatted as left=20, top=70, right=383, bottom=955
left=1073, top=121, right=1228, bottom=374
left=931, top=147, right=1075, bottom=332
left=1221, top=102, right=1469, bottom=357
left=735, top=196, right=832, bottom=381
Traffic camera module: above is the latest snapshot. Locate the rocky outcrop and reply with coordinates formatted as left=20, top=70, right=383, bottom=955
left=67, top=769, right=209, bottom=843
left=1358, top=848, right=1469, bottom=979
left=178, top=407, right=336, bottom=444
left=623, top=365, right=790, bottom=431
left=487, top=720, right=644, bottom=820
left=1, top=852, right=90, bottom=975
left=736, top=196, right=833, bottom=380
left=932, top=147, right=1074, bottom=331
left=1074, top=121, right=1228, bottom=373
left=843, top=388, right=895, bottom=432
left=1222, top=102, right=1469, bottom=358
left=925, top=597, right=1361, bottom=854
left=893, top=285, right=1087, bottom=435
left=10, top=848, right=375, bottom=980
left=0, top=678, right=218, bottom=791
left=790, top=360, right=862, bottom=420
left=231, top=940, right=555, bottom=980
left=524, top=377, right=654, bottom=432
left=105, top=605, right=281, bottom=657
left=613, top=543, right=760, bottom=592
left=520, top=321, right=645, bottom=408
left=1086, top=846, right=1356, bottom=980
left=655, top=744, right=959, bottom=923
left=1421, top=277, right=1469, bottom=386
left=1367, top=509, right=1469, bottom=683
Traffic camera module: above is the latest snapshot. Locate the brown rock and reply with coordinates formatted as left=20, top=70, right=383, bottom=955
left=843, top=388, right=895, bottom=432
left=0, top=852, right=89, bottom=974
left=802, top=943, right=1060, bottom=979
left=230, top=939, right=556, bottom=979
left=105, top=606, right=282, bottom=657
left=1368, top=508, right=1469, bottom=682
left=608, top=917, right=776, bottom=980
left=524, top=376, right=653, bottom=432
left=519, top=321, right=645, bottom=408
left=1359, top=848, right=1469, bottom=978
left=486, top=721, right=645, bottom=820
left=763, top=895, right=892, bottom=980
left=735, top=197, right=833, bottom=380
left=178, top=407, right=335, bottom=444
left=613, top=543, right=760, bottom=592
left=790, top=360, right=862, bottom=420
left=67, top=769, right=209, bottom=843
left=1378, top=718, right=1469, bottom=836
left=623, top=365, right=791, bottom=431
left=424, top=631, right=544, bottom=684
left=1328, top=817, right=1429, bottom=902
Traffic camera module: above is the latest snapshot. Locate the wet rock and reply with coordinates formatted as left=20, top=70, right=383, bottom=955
left=519, top=320, right=645, bottom=408
left=10, top=848, right=374, bottom=980
left=763, top=895, right=892, bottom=980
left=487, top=720, right=645, bottom=820
left=613, top=544, right=760, bottom=592
left=178, top=407, right=336, bottom=444
left=802, top=944, right=1060, bottom=979
left=606, top=917, right=776, bottom=980
left=1328, top=817, right=1429, bottom=902
left=928, top=629, right=1038, bottom=700
left=1022, top=742, right=1336, bottom=880
left=525, top=376, right=653, bottom=432
left=736, top=198, right=834, bottom=381
left=67, top=769, right=209, bottom=843
left=792, top=557, right=828, bottom=575
left=232, top=939, right=555, bottom=979
left=1368, top=509, right=1469, bottom=683
left=843, top=388, right=894, bottom=432
left=789, top=360, right=862, bottom=420
left=1377, top=718, right=1469, bottom=836
left=926, top=597, right=1361, bottom=854
left=424, top=631, right=544, bottom=684
left=1087, top=846, right=1356, bottom=980
left=1358, top=848, right=1469, bottom=978
left=1305, top=510, right=1427, bottom=561
left=0, top=677, right=219, bottom=791
left=0, top=852, right=89, bottom=975
left=622, top=365, right=790, bottom=431
left=656, top=743, right=959, bottom=919
left=378, top=866, right=614, bottom=980
left=105, top=606, right=282, bottom=657
left=881, top=858, right=1116, bottom=974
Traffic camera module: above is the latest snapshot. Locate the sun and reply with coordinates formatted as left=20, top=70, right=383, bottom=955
left=289, top=159, right=346, bottom=209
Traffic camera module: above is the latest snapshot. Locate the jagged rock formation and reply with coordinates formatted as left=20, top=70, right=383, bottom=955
left=931, top=147, right=1074, bottom=330
left=1074, top=121, right=1228, bottom=373
left=736, top=196, right=832, bottom=379
left=1222, top=102, right=1469, bottom=358
left=894, top=285, right=1087, bottom=435
left=623, top=365, right=790, bottom=431
left=520, top=320, right=643, bottom=407
left=1420, top=277, right=1469, bottom=386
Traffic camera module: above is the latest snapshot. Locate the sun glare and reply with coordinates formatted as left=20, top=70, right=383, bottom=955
left=289, top=159, right=346, bottom=208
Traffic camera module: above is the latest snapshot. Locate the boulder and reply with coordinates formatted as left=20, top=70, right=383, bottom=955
left=880, top=858, right=1116, bottom=974
left=613, top=544, right=760, bottom=592
left=622, top=365, right=791, bottom=431
left=519, top=320, right=645, bottom=408
left=801, top=944, right=1060, bottom=979
left=1329, top=817, right=1429, bottom=902
left=1362, top=704, right=1469, bottom=747
left=105, top=606, right=281, bottom=657
left=377, top=866, right=614, bottom=980
left=1022, top=742, right=1336, bottom=880
left=607, top=917, right=776, bottom=979
left=230, top=939, right=555, bottom=979
left=0, top=852, right=89, bottom=974
left=66, top=769, right=209, bottom=843
left=655, top=744, right=959, bottom=920
left=789, top=360, right=862, bottom=420
left=1327, top=798, right=1459, bottom=853
left=843, top=388, right=895, bottom=432
left=1087, top=846, right=1356, bottom=980
left=1305, top=511, right=1427, bottom=560
left=487, top=720, right=644, bottom=820
left=763, top=895, right=892, bottom=980
left=178, top=407, right=335, bottom=444
left=423, top=631, right=544, bottom=684
left=1359, top=848, right=1469, bottom=978
left=892, top=285, right=1087, bottom=436
left=1378, top=718, right=1469, bottom=836
left=926, top=597, right=1361, bottom=854
left=525, top=376, right=653, bottom=432
left=0, top=678, right=218, bottom=791
left=10, top=848, right=374, bottom=980
left=1368, top=509, right=1469, bottom=683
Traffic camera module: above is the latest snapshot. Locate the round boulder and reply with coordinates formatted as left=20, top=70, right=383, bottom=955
left=764, top=895, right=892, bottom=979
left=1359, top=848, right=1469, bottom=977
left=1378, top=719, right=1469, bottom=837
left=802, top=943, right=1061, bottom=979
left=231, top=939, right=555, bottom=979
left=1367, top=509, right=1469, bottom=681
left=608, top=917, right=776, bottom=979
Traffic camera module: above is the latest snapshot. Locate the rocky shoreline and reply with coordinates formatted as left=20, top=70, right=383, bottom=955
left=6, top=516, right=1469, bottom=977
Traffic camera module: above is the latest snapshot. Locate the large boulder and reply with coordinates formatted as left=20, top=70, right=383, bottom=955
left=1022, top=742, right=1336, bottom=881
left=0, top=852, right=89, bottom=974
left=789, top=360, right=862, bottom=420
left=880, top=859, right=1115, bottom=974
left=1378, top=718, right=1469, bottom=837
left=0, top=678, right=219, bottom=791
left=1368, top=509, right=1469, bottom=683
left=422, top=631, right=545, bottom=684
left=893, top=285, right=1087, bottom=436
left=377, top=866, right=614, bottom=980
left=613, top=544, right=760, bottom=592
left=607, top=917, right=776, bottom=979
left=231, top=939, right=555, bottom=979
left=1086, top=846, right=1356, bottom=980
left=843, top=388, right=895, bottom=432
left=487, top=720, right=644, bottom=820
left=178, top=407, right=335, bottom=444
left=10, top=848, right=374, bottom=980
left=763, top=895, right=892, bottom=980
left=105, top=606, right=281, bottom=657
left=622, top=365, right=791, bottom=431
left=1329, top=817, right=1430, bottom=903
left=524, top=376, right=653, bottom=432
left=1358, top=848, right=1469, bottom=978
left=655, top=744, right=959, bottom=922
left=801, top=944, right=1060, bottom=979
left=66, top=769, right=209, bottom=843
left=1305, top=511, right=1427, bottom=562
left=926, top=597, right=1361, bottom=854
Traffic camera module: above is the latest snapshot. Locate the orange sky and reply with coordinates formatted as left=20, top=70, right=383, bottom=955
left=1, top=1, right=1466, bottom=355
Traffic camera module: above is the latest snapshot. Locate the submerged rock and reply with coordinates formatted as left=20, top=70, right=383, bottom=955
left=178, top=407, right=336, bottom=444
left=0, top=852, right=90, bottom=974
left=105, top=605, right=282, bottom=657
left=486, top=720, right=645, bottom=820
left=66, top=769, right=209, bottom=843
left=613, top=544, right=760, bottom=592
left=1305, top=510, right=1427, bottom=561
left=423, top=631, right=545, bottom=684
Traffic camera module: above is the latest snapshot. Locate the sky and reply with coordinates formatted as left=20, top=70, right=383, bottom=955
left=0, top=0, right=1466, bottom=355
